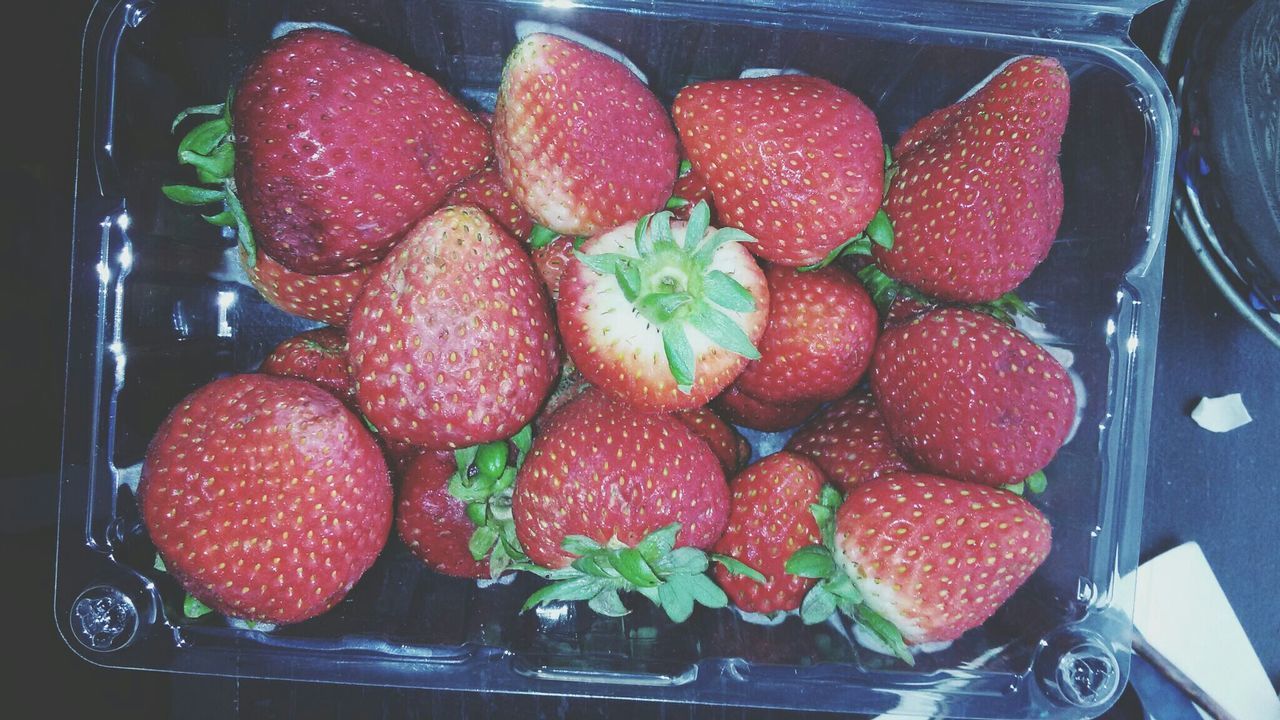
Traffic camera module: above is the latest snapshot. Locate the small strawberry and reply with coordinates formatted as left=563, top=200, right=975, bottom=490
left=675, top=406, right=751, bottom=475
left=443, top=165, right=536, bottom=241
left=230, top=29, right=490, bottom=274
left=513, top=389, right=738, bottom=621
left=138, top=374, right=392, bottom=625
left=712, top=452, right=827, bottom=614
left=874, top=57, right=1070, bottom=302
left=785, top=390, right=911, bottom=493
left=871, top=308, right=1075, bottom=486
left=531, top=234, right=577, bottom=302
left=667, top=159, right=716, bottom=223
left=673, top=75, right=884, bottom=266
left=559, top=203, right=769, bottom=412
left=397, top=452, right=489, bottom=579
left=241, top=248, right=370, bottom=326
left=349, top=206, right=559, bottom=449
left=712, top=383, right=820, bottom=433
left=260, top=327, right=355, bottom=407
left=493, top=33, right=677, bottom=237
left=734, top=264, right=878, bottom=404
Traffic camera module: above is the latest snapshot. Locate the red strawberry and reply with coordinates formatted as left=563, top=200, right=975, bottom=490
left=673, top=75, right=884, bottom=266
left=232, top=29, right=490, bottom=274
left=712, top=383, right=819, bottom=433
left=138, top=374, right=392, bottom=625
left=675, top=406, right=751, bottom=475
left=832, top=473, right=1052, bottom=647
left=443, top=166, right=536, bottom=241
left=871, top=308, right=1075, bottom=486
left=242, top=248, right=369, bottom=326
left=349, top=206, right=559, bottom=449
left=531, top=234, right=576, bottom=302
left=668, top=161, right=716, bottom=223
left=734, top=264, right=878, bottom=404
left=558, top=205, right=769, bottom=412
left=397, top=452, right=488, bottom=579
left=260, top=327, right=355, bottom=407
left=493, top=33, right=677, bottom=236
left=874, top=57, right=1070, bottom=302
left=785, top=390, right=911, bottom=494
left=712, top=452, right=826, bottom=614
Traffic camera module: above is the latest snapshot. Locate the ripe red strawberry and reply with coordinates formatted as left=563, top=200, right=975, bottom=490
left=493, top=33, right=677, bottom=237
left=668, top=161, right=716, bottom=223
left=675, top=406, right=751, bottom=475
left=712, top=452, right=826, bottom=614
left=712, top=383, right=820, bottom=433
left=138, top=374, right=392, bottom=625
left=559, top=204, right=769, bottom=412
left=260, top=327, right=355, bottom=407
left=396, top=452, right=491, bottom=579
left=349, top=206, right=559, bottom=449
left=833, top=473, right=1052, bottom=647
left=242, top=248, right=369, bottom=326
left=871, top=308, right=1075, bottom=486
left=874, top=57, right=1070, bottom=302
left=233, top=29, right=490, bottom=274
left=673, top=75, right=883, bottom=266
left=785, top=390, right=911, bottom=493
left=514, top=389, right=733, bottom=621
left=443, top=166, right=536, bottom=241
left=531, top=234, right=576, bottom=302
left=734, top=264, right=878, bottom=404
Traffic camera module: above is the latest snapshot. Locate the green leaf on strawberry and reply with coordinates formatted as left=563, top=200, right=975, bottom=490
left=446, top=425, right=540, bottom=577
left=183, top=594, right=214, bottom=620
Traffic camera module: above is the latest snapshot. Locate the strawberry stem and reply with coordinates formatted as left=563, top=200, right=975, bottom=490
left=448, top=424, right=537, bottom=578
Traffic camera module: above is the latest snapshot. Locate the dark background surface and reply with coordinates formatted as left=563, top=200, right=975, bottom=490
left=2, top=1, right=1275, bottom=718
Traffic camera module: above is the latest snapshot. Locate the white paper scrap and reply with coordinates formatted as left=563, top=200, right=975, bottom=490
left=1191, top=393, right=1254, bottom=433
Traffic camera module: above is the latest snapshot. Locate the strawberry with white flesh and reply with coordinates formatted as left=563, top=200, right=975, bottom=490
left=494, top=33, right=677, bottom=237
left=673, top=75, right=884, bottom=267
left=558, top=202, right=769, bottom=412
left=513, top=389, right=752, bottom=621
left=139, top=374, right=392, bottom=625
left=874, top=57, right=1070, bottom=302
left=871, top=308, right=1074, bottom=487
left=712, top=383, right=820, bottom=433
left=785, top=390, right=912, bottom=493
left=786, top=473, right=1052, bottom=660
left=712, top=452, right=827, bottom=614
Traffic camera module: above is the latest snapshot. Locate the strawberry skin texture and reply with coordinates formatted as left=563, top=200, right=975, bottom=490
left=786, top=390, right=911, bottom=494
left=139, top=374, right=392, bottom=624
left=676, top=406, right=751, bottom=475
left=396, top=452, right=489, bottom=579
left=513, top=389, right=729, bottom=569
left=734, top=264, right=879, bottom=404
left=871, top=308, right=1075, bottom=486
left=493, top=33, right=677, bottom=236
left=673, top=76, right=884, bottom=266
left=234, top=29, right=490, bottom=274
left=835, top=473, right=1051, bottom=644
left=444, top=166, right=536, bottom=241
left=874, top=57, right=1070, bottom=302
left=712, top=452, right=825, bottom=614
left=558, top=220, right=769, bottom=413
left=260, top=327, right=356, bottom=407
left=243, top=248, right=369, bottom=327
left=532, top=235, right=575, bottom=302
left=349, top=206, right=559, bottom=449
left=669, top=166, right=716, bottom=223
left=712, top=383, right=820, bottom=433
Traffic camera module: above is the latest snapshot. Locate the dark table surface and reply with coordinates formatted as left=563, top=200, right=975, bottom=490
left=3, top=1, right=1276, bottom=718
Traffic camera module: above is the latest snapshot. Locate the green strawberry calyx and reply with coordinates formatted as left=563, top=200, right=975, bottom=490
left=855, top=263, right=1037, bottom=326
left=161, top=89, right=257, bottom=266
left=448, top=424, right=539, bottom=579
left=574, top=201, right=762, bottom=394
left=522, top=522, right=765, bottom=623
left=782, top=484, right=915, bottom=666
left=1001, top=469, right=1049, bottom=496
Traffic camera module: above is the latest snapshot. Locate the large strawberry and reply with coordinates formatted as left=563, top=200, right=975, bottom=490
left=493, top=33, right=677, bottom=237
left=349, top=206, right=559, bottom=449
left=513, top=389, right=740, bottom=621
left=711, top=452, right=827, bottom=614
left=138, top=374, right=392, bottom=625
left=673, top=75, right=883, bottom=266
left=675, top=406, right=751, bottom=476
left=260, top=327, right=355, bottom=407
left=229, top=29, right=490, bottom=274
left=240, top=248, right=370, bottom=326
left=734, top=264, right=878, bottom=404
left=785, top=390, right=911, bottom=493
left=559, top=203, right=769, bottom=412
left=871, top=308, right=1075, bottom=486
left=712, top=383, right=819, bottom=433
left=874, top=56, right=1070, bottom=302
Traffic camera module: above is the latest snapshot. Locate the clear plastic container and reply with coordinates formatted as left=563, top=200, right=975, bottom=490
left=57, top=1, right=1174, bottom=717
